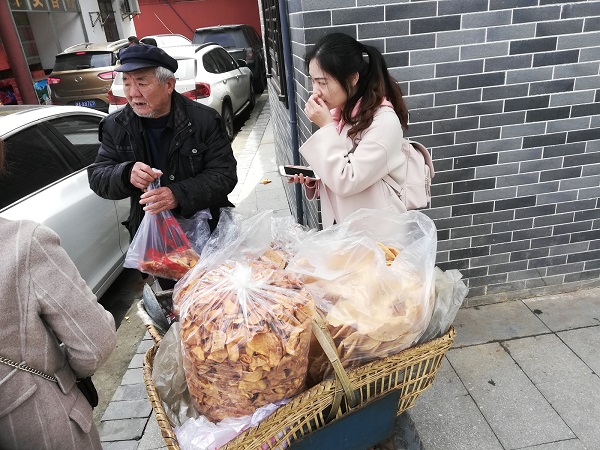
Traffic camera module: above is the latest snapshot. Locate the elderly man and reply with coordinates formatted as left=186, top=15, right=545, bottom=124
left=88, top=44, right=237, bottom=286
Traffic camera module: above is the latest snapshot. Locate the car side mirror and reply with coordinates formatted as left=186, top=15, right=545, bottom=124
left=237, top=59, right=247, bottom=68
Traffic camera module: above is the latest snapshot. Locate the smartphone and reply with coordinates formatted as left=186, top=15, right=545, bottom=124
left=278, top=165, right=320, bottom=180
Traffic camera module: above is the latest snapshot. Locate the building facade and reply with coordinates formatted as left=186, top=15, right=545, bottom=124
left=262, top=0, right=600, bottom=304
left=0, top=0, right=137, bottom=103
left=133, top=0, right=261, bottom=41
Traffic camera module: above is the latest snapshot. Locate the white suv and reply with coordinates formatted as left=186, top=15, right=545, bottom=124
left=108, top=43, right=255, bottom=140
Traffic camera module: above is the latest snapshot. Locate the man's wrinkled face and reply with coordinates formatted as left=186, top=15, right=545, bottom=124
left=122, top=68, right=175, bottom=118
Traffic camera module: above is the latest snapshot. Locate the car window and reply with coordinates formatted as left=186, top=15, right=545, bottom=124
left=214, top=48, right=238, bottom=72
left=53, top=52, right=113, bottom=71
left=0, top=126, right=73, bottom=209
left=193, top=30, right=246, bottom=48
left=205, top=50, right=228, bottom=73
left=48, top=116, right=102, bottom=167
left=202, top=52, right=220, bottom=74
left=246, top=28, right=260, bottom=47
left=174, top=58, right=195, bottom=81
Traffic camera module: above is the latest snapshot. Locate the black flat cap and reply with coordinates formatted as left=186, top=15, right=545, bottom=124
left=116, top=44, right=178, bottom=73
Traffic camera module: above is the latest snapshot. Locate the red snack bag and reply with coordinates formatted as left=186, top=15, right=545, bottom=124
left=124, top=176, right=200, bottom=280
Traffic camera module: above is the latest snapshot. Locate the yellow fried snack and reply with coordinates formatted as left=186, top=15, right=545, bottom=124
left=258, top=248, right=288, bottom=269
left=376, top=242, right=400, bottom=266
left=303, top=241, right=433, bottom=383
left=179, top=260, right=314, bottom=422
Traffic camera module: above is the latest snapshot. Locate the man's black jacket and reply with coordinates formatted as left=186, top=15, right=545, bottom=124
left=88, top=92, right=237, bottom=237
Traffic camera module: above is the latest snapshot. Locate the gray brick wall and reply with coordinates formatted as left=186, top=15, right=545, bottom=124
left=267, top=0, right=600, bottom=303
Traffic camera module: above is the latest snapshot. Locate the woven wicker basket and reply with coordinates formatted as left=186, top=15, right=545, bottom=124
left=145, top=322, right=164, bottom=345
left=142, top=319, right=455, bottom=450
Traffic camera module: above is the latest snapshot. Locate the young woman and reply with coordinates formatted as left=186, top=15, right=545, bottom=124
left=290, top=32, right=410, bottom=227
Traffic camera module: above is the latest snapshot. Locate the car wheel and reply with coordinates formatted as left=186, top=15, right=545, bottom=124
left=249, top=82, right=256, bottom=109
left=222, top=102, right=234, bottom=141
left=254, top=64, right=266, bottom=93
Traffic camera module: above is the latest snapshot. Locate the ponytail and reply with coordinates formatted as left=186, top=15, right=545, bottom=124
left=346, top=44, right=408, bottom=140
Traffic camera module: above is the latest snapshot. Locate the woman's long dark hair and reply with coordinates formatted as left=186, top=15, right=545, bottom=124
left=305, top=33, right=409, bottom=140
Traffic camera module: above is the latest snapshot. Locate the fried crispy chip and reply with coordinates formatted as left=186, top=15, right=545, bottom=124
left=191, top=346, right=205, bottom=362
left=226, top=342, right=240, bottom=362
left=242, top=369, right=264, bottom=382
left=207, top=348, right=228, bottom=363
left=210, top=329, right=227, bottom=352
left=248, top=332, right=280, bottom=357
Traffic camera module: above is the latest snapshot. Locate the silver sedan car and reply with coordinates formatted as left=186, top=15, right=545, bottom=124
left=0, top=105, right=129, bottom=298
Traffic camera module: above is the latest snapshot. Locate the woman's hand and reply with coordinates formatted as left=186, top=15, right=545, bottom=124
left=287, top=174, right=319, bottom=200
left=286, top=173, right=316, bottom=185
left=305, top=94, right=333, bottom=128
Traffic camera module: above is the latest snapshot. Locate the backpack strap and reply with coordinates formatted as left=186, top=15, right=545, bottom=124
left=407, top=140, right=435, bottom=178
left=382, top=174, right=404, bottom=200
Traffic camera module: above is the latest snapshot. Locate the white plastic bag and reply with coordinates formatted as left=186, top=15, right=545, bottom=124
left=287, top=208, right=437, bottom=379
left=417, top=267, right=468, bottom=343
left=124, top=175, right=199, bottom=280
left=174, top=400, right=289, bottom=450
left=152, top=322, right=199, bottom=427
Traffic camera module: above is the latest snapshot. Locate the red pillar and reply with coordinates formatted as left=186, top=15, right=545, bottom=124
left=0, top=0, right=39, bottom=105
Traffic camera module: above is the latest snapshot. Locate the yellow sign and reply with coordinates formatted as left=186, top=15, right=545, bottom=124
left=8, top=0, right=79, bottom=12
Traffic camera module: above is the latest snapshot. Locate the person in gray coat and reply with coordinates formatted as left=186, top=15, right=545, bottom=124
left=0, top=141, right=117, bottom=448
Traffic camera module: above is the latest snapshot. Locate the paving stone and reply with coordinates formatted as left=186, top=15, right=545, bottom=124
left=447, top=343, right=574, bottom=449
left=121, top=368, right=144, bottom=385
left=102, top=399, right=153, bottom=420
left=273, top=207, right=294, bottom=217
left=535, top=373, right=600, bottom=450
left=112, top=383, right=149, bottom=402
left=523, top=288, right=600, bottom=331
left=101, top=441, right=139, bottom=450
left=256, top=190, right=290, bottom=210
left=558, top=326, right=600, bottom=375
left=137, top=339, right=154, bottom=354
left=99, top=418, right=148, bottom=441
left=412, top=357, right=468, bottom=399
left=412, top=392, right=503, bottom=450
left=503, top=334, right=592, bottom=384
left=410, top=358, right=503, bottom=450
left=256, top=175, right=285, bottom=192
left=137, top=414, right=168, bottom=450
left=519, top=440, right=588, bottom=450
left=452, top=300, right=550, bottom=347
left=129, top=353, right=145, bottom=369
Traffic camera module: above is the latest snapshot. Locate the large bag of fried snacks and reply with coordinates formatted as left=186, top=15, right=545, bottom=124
left=176, top=259, right=314, bottom=422
left=287, top=208, right=437, bottom=381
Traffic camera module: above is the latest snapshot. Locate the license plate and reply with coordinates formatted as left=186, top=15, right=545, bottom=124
left=75, top=100, right=96, bottom=108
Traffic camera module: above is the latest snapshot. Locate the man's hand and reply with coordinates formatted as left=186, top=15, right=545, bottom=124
left=140, top=187, right=179, bottom=214
left=130, top=162, right=160, bottom=190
